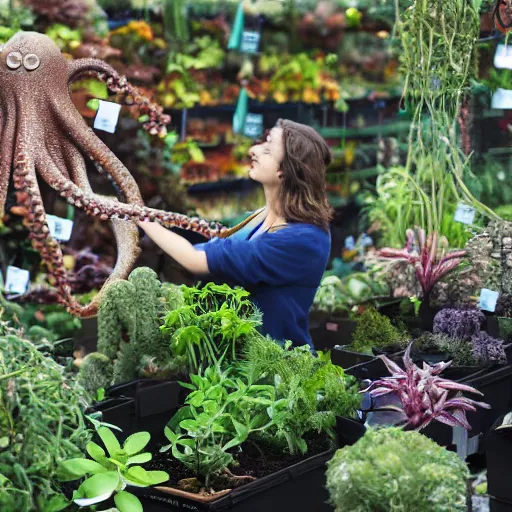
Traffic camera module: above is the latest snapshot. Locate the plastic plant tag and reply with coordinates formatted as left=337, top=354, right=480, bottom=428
left=344, top=236, right=355, bottom=250
left=94, top=100, right=122, bottom=133
left=4, top=266, right=29, bottom=294
left=491, top=88, right=512, bottom=110
left=46, top=215, right=74, bottom=242
left=454, top=203, right=476, bottom=225
left=494, top=44, right=512, bottom=69
left=240, top=30, right=261, bottom=54
left=326, top=322, right=339, bottom=332
left=243, top=113, right=263, bottom=138
left=479, top=288, right=499, bottom=313
left=233, top=88, right=248, bottom=134
left=228, top=1, right=244, bottom=50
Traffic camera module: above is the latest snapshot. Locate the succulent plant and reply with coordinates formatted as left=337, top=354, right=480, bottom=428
left=365, top=344, right=490, bottom=430
left=433, top=308, right=485, bottom=341
left=378, top=228, right=466, bottom=300
left=471, top=332, right=507, bottom=365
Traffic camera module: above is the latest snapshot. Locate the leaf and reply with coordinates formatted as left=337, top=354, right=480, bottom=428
left=42, top=495, right=69, bottom=512
left=187, top=390, right=205, bottom=407
left=124, top=466, right=169, bottom=487
left=114, top=491, right=143, bottom=512
left=180, top=419, right=200, bottom=433
left=127, top=453, right=152, bottom=465
left=86, top=441, right=108, bottom=464
left=123, top=432, right=151, bottom=455
left=57, top=458, right=108, bottom=482
left=98, top=427, right=121, bottom=457
left=73, top=471, right=119, bottom=504
left=231, top=418, right=250, bottom=442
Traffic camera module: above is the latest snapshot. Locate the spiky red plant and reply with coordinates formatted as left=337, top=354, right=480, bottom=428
left=364, top=344, right=490, bottom=430
left=378, top=228, right=466, bottom=298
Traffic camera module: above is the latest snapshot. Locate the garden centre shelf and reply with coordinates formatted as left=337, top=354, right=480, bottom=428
left=319, top=119, right=412, bottom=139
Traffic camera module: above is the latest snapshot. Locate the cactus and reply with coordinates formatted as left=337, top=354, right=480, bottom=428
left=94, top=267, right=171, bottom=385
left=78, top=352, right=114, bottom=394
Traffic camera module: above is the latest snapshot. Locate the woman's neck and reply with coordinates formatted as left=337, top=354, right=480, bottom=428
left=262, top=185, right=286, bottom=228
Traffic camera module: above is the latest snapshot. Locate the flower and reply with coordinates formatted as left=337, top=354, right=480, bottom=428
left=364, top=344, right=490, bottom=430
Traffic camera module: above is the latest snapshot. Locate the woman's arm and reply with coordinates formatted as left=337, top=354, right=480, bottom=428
left=138, top=222, right=210, bottom=275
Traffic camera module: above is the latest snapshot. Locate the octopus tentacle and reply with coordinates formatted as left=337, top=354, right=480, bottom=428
left=0, top=106, right=16, bottom=216
left=68, top=58, right=170, bottom=137
left=12, top=150, right=82, bottom=314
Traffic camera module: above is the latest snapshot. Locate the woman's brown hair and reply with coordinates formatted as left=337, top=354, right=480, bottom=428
left=276, top=119, right=333, bottom=231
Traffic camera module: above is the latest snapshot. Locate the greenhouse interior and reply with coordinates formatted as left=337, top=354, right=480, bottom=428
left=1, top=0, right=512, bottom=511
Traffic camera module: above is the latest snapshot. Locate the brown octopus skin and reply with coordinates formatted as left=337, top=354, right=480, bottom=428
left=0, top=32, right=225, bottom=317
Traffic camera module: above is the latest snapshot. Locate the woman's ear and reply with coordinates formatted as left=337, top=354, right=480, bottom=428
left=277, top=169, right=284, bottom=179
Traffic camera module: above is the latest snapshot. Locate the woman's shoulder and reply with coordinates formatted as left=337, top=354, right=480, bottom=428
left=267, top=222, right=330, bottom=248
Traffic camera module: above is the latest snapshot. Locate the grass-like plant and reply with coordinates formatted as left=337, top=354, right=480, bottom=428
left=326, top=427, right=470, bottom=512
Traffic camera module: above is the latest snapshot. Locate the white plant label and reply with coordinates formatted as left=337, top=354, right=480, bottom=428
left=494, top=44, right=512, bottom=70
left=492, top=88, right=512, bottom=110
left=241, top=30, right=261, bottom=54
left=454, top=203, right=476, bottom=225
left=4, top=266, right=29, bottom=294
left=244, top=113, right=263, bottom=138
left=46, top=215, right=74, bottom=242
left=479, top=288, right=499, bottom=313
left=94, top=100, right=122, bottom=133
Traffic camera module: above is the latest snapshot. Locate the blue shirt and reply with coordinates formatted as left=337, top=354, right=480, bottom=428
left=197, top=223, right=331, bottom=347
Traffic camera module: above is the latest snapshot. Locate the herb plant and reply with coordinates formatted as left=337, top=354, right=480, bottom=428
left=365, top=344, right=490, bottom=430
left=0, top=325, right=91, bottom=512
left=350, top=307, right=408, bottom=354
left=162, top=364, right=276, bottom=489
left=58, top=427, right=168, bottom=510
left=326, top=428, right=470, bottom=512
left=242, top=338, right=361, bottom=454
left=433, top=308, right=485, bottom=340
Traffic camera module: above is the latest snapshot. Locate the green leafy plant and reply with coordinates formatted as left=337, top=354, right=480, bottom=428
left=350, top=307, right=408, bottom=354
left=58, top=427, right=168, bottom=511
left=242, top=338, right=361, bottom=454
left=0, top=325, right=91, bottom=512
left=326, top=427, right=470, bottom=511
left=162, top=364, right=275, bottom=488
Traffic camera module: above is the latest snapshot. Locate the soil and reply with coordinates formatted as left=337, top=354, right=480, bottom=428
left=146, top=434, right=332, bottom=491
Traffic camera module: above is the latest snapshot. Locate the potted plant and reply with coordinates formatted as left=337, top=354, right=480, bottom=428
left=326, top=428, right=471, bottom=511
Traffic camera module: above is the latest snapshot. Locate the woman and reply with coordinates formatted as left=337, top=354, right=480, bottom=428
left=139, top=119, right=332, bottom=348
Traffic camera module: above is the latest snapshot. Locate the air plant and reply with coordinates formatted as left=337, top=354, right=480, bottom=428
left=378, top=228, right=467, bottom=302
left=364, top=344, right=490, bottom=430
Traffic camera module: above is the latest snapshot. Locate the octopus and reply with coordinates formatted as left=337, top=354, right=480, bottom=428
left=0, top=31, right=224, bottom=317
left=495, top=0, right=512, bottom=33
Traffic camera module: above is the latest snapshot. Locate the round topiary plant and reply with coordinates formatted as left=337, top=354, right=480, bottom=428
left=326, top=428, right=469, bottom=512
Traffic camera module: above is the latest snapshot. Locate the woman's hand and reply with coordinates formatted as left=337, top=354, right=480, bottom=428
left=138, top=221, right=210, bottom=275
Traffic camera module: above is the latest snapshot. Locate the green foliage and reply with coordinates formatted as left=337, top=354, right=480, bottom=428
left=0, top=325, right=91, bottom=512
left=413, top=332, right=477, bottom=366
left=350, top=307, right=408, bottom=354
left=58, top=427, right=168, bottom=511
left=94, top=267, right=168, bottom=388
left=78, top=353, right=114, bottom=394
left=26, top=325, right=57, bottom=343
left=242, top=338, right=361, bottom=454
left=326, top=428, right=469, bottom=512
left=162, top=364, right=276, bottom=486
left=161, top=283, right=261, bottom=374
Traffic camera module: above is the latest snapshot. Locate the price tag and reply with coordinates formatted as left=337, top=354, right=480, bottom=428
left=243, top=113, right=263, bottom=138
left=46, top=215, right=74, bottom=242
left=494, top=44, right=512, bottom=70
left=4, top=266, right=29, bottom=295
left=240, top=30, right=261, bottom=54
left=454, top=203, right=476, bottom=225
left=94, top=100, right=122, bottom=134
left=326, top=322, right=339, bottom=332
left=479, top=288, right=499, bottom=313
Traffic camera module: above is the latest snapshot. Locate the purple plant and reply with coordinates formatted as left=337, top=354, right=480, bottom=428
left=378, top=228, right=466, bottom=298
left=472, top=332, right=507, bottom=365
left=433, top=308, right=485, bottom=341
left=364, top=344, right=490, bottom=430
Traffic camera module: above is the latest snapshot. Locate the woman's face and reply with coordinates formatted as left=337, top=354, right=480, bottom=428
left=248, top=127, right=285, bottom=187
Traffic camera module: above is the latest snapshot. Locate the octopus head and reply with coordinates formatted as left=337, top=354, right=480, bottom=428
left=0, top=32, right=69, bottom=89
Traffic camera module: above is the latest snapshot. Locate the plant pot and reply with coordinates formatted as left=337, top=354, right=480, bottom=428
left=85, top=397, right=135, bottom=436
left=492, top=89, right=512, bottom=110
left=335, top=416, right=366, bottom=447
left=133, top=449, right=335, bottom=511
left=487, top=415, right=512, bottom=503
left=419, top=295, right=436, bottom=332
left=310, top=317, right=356, bottom=351
left=331, top=346, right=374, bottom=369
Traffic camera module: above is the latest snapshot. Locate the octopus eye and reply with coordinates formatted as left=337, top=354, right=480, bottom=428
left=6, top=51, right=22, bottom=69
left=23, top=54, right=40, bottom=71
